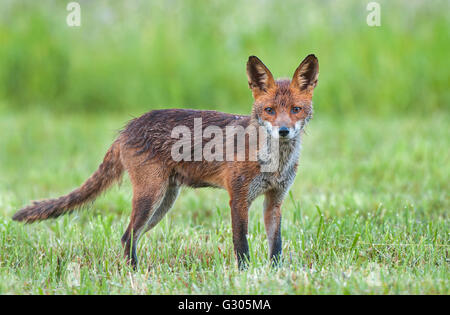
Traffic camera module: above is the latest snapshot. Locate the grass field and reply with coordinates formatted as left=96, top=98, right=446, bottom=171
left=0, top=109, right=448, bottom=294
left=0, top=0, right=448, bottom=295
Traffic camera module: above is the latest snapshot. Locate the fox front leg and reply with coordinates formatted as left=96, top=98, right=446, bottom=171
left=263, top=190, right=284, bottom=266
left=229, top=198, right=250, bottom=270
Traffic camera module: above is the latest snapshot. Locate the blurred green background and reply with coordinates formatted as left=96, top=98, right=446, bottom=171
left=0, top=0, right=449, bottom=294
left=0, top=0, right=448, bottom=116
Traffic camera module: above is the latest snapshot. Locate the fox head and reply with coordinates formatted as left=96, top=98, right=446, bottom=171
left=247, top=54, right=319, bottom=140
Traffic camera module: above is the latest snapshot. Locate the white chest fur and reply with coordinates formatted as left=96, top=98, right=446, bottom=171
left=247, top=137, right=302, bottom=203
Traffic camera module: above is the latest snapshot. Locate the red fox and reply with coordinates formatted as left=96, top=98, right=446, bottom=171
left=13, top=54, right=319, bottom=269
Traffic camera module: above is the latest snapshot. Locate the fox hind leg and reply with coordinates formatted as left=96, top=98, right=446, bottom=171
left=143, top=184, right=180, bottom=233
left=121, top=164, right=169, bottom=269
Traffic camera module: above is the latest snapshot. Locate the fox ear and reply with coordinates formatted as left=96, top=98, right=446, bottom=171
left=246, top=56, right=276, bottom=99
left=291, top=54, right=319, bottom=93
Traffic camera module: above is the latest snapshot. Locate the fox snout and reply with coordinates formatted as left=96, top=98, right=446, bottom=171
left=279, top=126, right=290, bottom=137
left=263, top=120, right=304, bottom=140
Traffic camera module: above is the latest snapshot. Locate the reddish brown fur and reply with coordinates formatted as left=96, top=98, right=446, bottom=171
left=13, top=55, right=319, bottom=269
left=12, top=141, right=123, bottom=222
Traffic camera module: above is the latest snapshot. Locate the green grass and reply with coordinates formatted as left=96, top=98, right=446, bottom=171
left=0, top=0, right=448, bottom=295
left=0, top=1, right=449, bottom=115
left=0, top=109, right=448, bottom=294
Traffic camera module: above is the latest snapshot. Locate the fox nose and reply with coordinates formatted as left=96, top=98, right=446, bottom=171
left=279, top=126, right=290, bottom=137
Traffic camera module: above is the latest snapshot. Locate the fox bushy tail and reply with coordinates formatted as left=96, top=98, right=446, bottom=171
left=12, top=141, right=123, bottom=223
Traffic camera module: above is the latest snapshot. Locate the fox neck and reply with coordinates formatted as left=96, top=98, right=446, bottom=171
left=275, top=134, right=302, bottom=175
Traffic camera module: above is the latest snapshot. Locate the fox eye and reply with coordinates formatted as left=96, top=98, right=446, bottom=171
left=291, top=106, right=302, bottom=114
left=264, top=107, right=275, bottom=115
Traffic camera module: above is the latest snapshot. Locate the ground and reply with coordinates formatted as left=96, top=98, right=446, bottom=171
left=0, top=109, right=448, bottom=294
